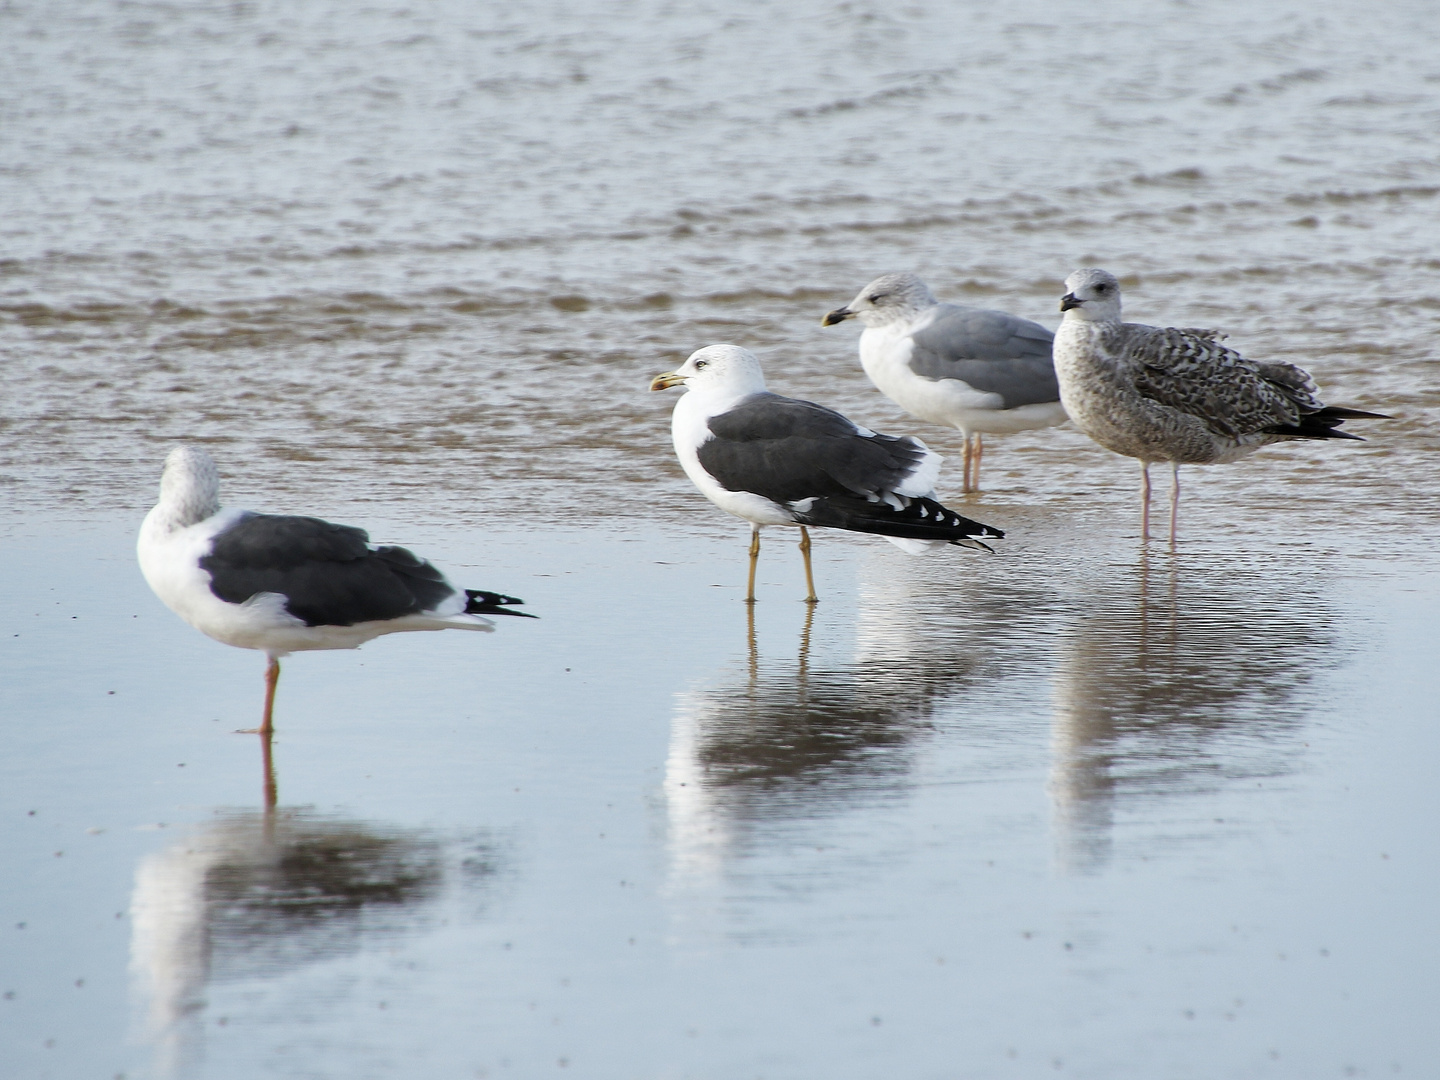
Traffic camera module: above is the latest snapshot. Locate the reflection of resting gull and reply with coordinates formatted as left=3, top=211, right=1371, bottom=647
left=1054, top=268, right=1388, bottom=543
left=650, top=344, right=1002, bottom=603
left=137, top=445, right=533, bottom=734
left=823, top=273, right=1065, bottom=493
left=129, top=811, right=452, bottom=1076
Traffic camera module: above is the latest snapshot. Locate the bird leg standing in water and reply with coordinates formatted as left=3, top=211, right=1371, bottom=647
left=746, top=526, right=761, bottom=604
left=260, top=657, right=280, bottom=737
left=1140, top=463, right=1152, bottom=541
left=260, top=723, right=278, bottom=813
left=798, top=526, right=817, bottom=604
left=1169, top=462, right=1181, bottom=549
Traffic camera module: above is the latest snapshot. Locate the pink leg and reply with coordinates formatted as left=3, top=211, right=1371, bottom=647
left=1169, top=462, right=1180, bottom=550
left=972, top=434, right=984, bottom=493
left=260, top=657, right=280, bottom=737
left=961, top=434, right=974, bottom=493
left=260, top=724, right=278, bottom=811
left=1140, top=463, right=1152, bottom=541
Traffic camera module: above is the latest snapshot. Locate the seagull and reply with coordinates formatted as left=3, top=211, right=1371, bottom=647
left=649, top=344, right=1003, bottom=603
left=137, top=446, right=532, bottom=735
left=822, top=272, right=1067, bottom=493
left=1053, top=268, right=1388, bottom=544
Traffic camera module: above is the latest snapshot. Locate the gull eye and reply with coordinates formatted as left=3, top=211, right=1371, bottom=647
left=868, top=291, right=889, bottom=303
left=694, top=359, right=708, bottom=369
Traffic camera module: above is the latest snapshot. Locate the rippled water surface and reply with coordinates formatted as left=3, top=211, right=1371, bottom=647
left=2, top=1, right=1439, bottom=1077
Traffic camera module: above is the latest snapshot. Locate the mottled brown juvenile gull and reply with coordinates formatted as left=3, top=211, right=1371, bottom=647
left=1053, top=268, right=1387, bottom=544
left=822, top=273, right=1067, bottom=493
left=138, top=446, right=533, bottom=736
left=649, top=344, right=1002, bottom=603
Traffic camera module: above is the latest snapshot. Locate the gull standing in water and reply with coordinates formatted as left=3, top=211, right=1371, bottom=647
left=138, top=446, right=533, bottom=735
left=822, top=273, right=1067, bottom=493
left=650, top=344, right=1002, bottom=603
left=1053, top=268, right=1387, bottom=544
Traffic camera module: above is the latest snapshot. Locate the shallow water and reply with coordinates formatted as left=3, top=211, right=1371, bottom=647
left=3, top=1, right=1439, bottom=1077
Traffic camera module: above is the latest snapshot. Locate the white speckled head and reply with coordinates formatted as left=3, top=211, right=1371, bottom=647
left=650, top=344, right=768, bottom=399
left=157, top=445, right=222, bottom=527
left=1059, top=268, right=1123, bottom=323
left=825, top=272, right=938, bottom=329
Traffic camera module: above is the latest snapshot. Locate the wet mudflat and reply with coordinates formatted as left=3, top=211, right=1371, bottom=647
left=3, top=508, right=1438, bottom=1079
left=4, top=0, right=1440, bottom=1076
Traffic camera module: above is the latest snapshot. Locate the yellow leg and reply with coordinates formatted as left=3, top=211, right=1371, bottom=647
left=972, top=433, right=984, bottom=492
left=961, top=434, right=974, bottom=493
left=746, top=526, right=760, bottom=604
left=260, top=657, right=280, bottom=737
left=1140, top=463, right=1152, bottom=542
left=798, top=526, right=818, bottom=604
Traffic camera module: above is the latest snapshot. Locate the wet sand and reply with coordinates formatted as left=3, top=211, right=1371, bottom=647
left=3, top=509, right=1438, bottom=1078
left=3, top=0, right=1440, bottom=1076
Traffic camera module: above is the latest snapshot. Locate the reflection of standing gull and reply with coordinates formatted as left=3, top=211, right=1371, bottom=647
left=664, top=559, right=998, bottom=894
left=1050, top=556, right=1343, bottom=874
left=129, top=811, right=499, bottom=1076
left=137, top=445, right=532, bottom=734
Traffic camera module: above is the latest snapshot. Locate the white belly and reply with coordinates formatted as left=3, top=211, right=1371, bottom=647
left=671, top=394, right=797, bottom=528
left=858, top=327, right=1067, bottom=435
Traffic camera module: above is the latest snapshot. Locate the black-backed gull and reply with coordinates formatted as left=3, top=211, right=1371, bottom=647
left=649, top=344, right=1002, bottom=603
left=138, top=446, right=532, bottom=735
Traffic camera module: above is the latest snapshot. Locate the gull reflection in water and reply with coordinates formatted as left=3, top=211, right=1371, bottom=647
left=1050, top=552, right=1343, bottom=874
left=129, top=738, right=502, bottom=1076
left=664, top=549, right=1005, bottom=899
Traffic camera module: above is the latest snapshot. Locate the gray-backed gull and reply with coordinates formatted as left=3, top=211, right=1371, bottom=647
left=823, top=272, right=1066, bottom=492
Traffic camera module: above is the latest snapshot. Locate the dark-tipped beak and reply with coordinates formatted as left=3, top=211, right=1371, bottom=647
left=821, top=306, right=854, bottom=327
left=650, top=370, right=686, bottom=391
left=1059, top=293, right=1083, bottom=312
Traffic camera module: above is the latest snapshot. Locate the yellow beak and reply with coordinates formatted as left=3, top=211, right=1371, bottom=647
left=650, top=371, right=687, bottom=391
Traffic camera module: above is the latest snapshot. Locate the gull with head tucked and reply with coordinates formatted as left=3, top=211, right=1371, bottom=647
left=823, top=272, right=1067, bottom=493
left=650, top=344, right=1002, bottom=603
left=138, top=446, right=533, bottom=736
left=1053, top=268, right=1388, bottom=544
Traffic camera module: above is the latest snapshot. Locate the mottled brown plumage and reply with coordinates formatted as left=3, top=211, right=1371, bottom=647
left=1053, top=269, right=1387, bottom=543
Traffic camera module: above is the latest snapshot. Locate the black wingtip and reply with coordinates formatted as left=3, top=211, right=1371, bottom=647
left=464, top=589, right=539, bottom=618
left=791, top=495, right=1003, bottom=546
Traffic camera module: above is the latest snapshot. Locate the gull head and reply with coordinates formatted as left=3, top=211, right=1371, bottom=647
left=157, top=445, right=222, bottom=527
left=1059, top=268, right=1123, bottom=322
left=649, top=344, right=768, bottom=397
left=823, top=272, right=937, bottom=329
